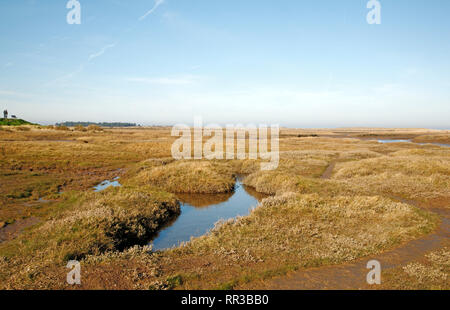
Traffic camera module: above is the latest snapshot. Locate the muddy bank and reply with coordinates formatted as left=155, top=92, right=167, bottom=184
left=0, top=217, right=40, bottom=243
left=251, top=206, right=448, bottom=289
left=247, top=160, right=449, bottom=289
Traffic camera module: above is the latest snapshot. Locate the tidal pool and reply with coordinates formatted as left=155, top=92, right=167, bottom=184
left=431, top=143, right=450, bottom=147
left=93, top=178, right=122, bottom=192
left=150, top=180, right=267, bottom=251
left=378, top=139, right=449, bottom=147
left=378, top=139, right=411, bottom=144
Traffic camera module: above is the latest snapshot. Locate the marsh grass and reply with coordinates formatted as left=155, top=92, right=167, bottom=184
left=58, top=191, right=435, bottom=290
left=380, top=247, right=449, bottom=289
left=0, top=185, right=179, bottom=288
left=74, top=125, right=87, bottom=132
left=0, top=127, right=448, bottom=289
left=132, top=160, right=236, bottom=194
left=413, top=134, right=450, bottom=144
left=242, top=150, right=337, bottom=194
left=332, top=153, right=450, bottom=208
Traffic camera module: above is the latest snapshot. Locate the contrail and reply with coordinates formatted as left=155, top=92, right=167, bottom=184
left=139, top=0, right=165, bottom=21
left=88, top=43, right=117, bottom=61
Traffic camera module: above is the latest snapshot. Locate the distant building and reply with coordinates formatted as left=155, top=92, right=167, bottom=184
left=3, top=110, right=7, bottom=119
left=11, top=115, right=17, bottom=119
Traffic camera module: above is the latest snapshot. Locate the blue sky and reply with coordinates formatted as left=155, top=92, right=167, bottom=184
left=0, top=0, right=449, bottom=128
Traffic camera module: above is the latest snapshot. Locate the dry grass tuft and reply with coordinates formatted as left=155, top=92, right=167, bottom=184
left=243, top=171, right=299, bottom=194
left=0, top=186, right=179, bottom=289
left=132, top=160, right=236, bottom=194
left=381, top=247, right=449, bottom=290
left=332, top=154, right=450, bottom=207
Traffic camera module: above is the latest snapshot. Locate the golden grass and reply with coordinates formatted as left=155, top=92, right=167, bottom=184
left=241, top=149, right=337, bottom=194
left=0, top=126, right=448, bottom=289
left=332, top=153, right=450, bottom=208
left=413, top=134, right=450, bottom=144
left=131, top=160, right=236, bottom=194
left=380, top=247, right=449, bottom=290
left=0, top=185, right=179, bottom=289
left=58, top=192, right=435, bottom=290
left=185, top=193, right=434, bottom=289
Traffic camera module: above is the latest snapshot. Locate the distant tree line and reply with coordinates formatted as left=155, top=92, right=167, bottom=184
left=55, top=122, right=138, bottom=128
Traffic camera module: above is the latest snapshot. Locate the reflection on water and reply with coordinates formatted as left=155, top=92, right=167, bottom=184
left=93, top=179, right=122, bottom=192
left=150, top=181, right=267, bottom=251
left=378, top=139, right=450, bottom=148
left=378, top=139, right=411, bottom=144
left=417, top=142, right=450, bottom=148
left=432, top=143, right=450, bottom=148
left=175, top=192, right=234, bottom=208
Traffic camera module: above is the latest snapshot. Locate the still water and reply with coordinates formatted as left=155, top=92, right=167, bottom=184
left=93, top=178, right=122, bottom=192
left=150, top=181, right=267, bottom=251
left=378, top=139, right=449, bottom=147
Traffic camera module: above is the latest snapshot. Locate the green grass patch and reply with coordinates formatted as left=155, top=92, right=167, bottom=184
left=0, top=119, right=34, bottom=126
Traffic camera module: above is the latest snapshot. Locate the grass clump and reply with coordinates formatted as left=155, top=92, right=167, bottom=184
left=55, top=125, right=70, bottom=131
left=243, top=171, right=299, bottom=194
left=332, top=154, right=450, bottom=208
left=242, top=150, right=336, bottom=194
left=0, top=186, right=179, bottom=288
left=87, top=125, right=102, bottom=132
left=133, top=160, right=235, bottom=194
left=15, top=126, right=31, bottom=131
left=381, top=247, right=449, bottom=289
left=43, top=186, right=179, bottom=258
left=74, top=124, right=87, bottom=132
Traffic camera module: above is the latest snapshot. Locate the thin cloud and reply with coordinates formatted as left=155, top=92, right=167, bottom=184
left=46, top=0, right=162, bottom=87
left=88, top=43, right=117, bottom=61
left=51, top=43, right=116, bottom=84
left=127, top=75, right=199, bottom=85
left=139, top=0, right=165, bottom=21
left=45, top=64, right=85, bottom=86
left=0, top=90, right=18, bottom=96
left=0, top=90, right=31, bottom=97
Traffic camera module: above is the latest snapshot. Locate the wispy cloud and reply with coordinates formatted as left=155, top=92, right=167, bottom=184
left=372, top=83, right=406, bottom=96
left=4, top=62, right=13, bottom=68
left=46, top=0, right=163, bottom=87
left=49, top=42, right=116, bottom=85
left=139, top=0, right=165, bottom=21
left=45, top=64, right=85, bottom=86
left=0, top=90, right=31, bottom=97
left=0, top=90, right=18, bottom=96
left=88, top=43, right=117, bottom=61
left=127, top=75, right=199, bottom=85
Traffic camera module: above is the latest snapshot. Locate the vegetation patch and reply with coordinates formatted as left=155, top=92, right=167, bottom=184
left=133, top=160, right=235, bottom=194
left=332, top=154, right=450, bottom=208
left=150, top=192, right=437, bottom=289
left=0, top=127, right=448, bottom=289
left=380, top=247, right=449, bottom=290
left=0, top=186, right=179, bottom=288
left=0, top=119, right=34, bottom=126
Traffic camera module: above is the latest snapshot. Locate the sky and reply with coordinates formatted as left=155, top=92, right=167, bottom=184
left=0, top=0, right=449, bottom=128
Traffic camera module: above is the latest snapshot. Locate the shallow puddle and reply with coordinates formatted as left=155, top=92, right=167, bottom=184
left=378, top=139, right=411, bottom=144
left=378, top=139, right=449, bottom=148
left=418, top=142, right=450, bottom=148
left=150, top=181, right=267, bottom=251
left=93, top=178, right=122, bottom=192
